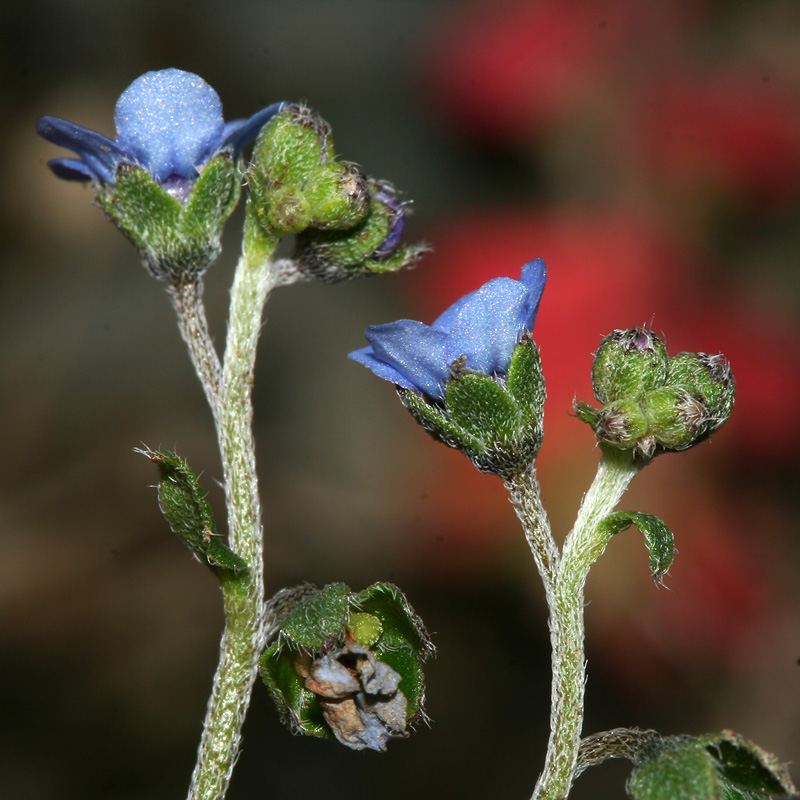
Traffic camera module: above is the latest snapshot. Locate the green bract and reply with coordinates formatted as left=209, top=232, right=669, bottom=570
left=399, top=336, right=546, bottom=478
left=260, top=582, right=433, bottom=752
left=577, top=328, right=735, bottom=460
left=95, top=155, right=241, bottom=283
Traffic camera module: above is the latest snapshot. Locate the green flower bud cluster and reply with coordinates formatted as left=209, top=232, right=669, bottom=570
left=260, top=582, right=433, bottom=752
left=400, top=336, right=546, bottom=479
left=575, top=328, right=735, bottom=459
left=249, top=104, right=425, bottom=282
left=95, top=155, right=241, bottom=283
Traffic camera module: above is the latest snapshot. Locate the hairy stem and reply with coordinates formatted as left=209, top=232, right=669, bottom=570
left=506, top=460, right=559, bottom=594
left=532, top=447, right=642, bottom=800
left=169, top=279, right=223, bottom=413
left=186, top=212, right=282, bottom=800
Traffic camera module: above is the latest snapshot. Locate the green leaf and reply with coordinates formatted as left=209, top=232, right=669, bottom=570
left=627, top=741, right=719, bottom=800
left=598, top=511, right=675, bottom=578
left=138, top=448, right=248, bottom=576
left=627, top=734, right=797, bottom=800
left=698, top=731, right=797, bottom=796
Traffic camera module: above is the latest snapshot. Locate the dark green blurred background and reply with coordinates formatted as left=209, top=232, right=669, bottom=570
left=2, top=2, right=799, bottom=799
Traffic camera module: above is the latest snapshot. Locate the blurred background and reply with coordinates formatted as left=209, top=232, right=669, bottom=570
left=2, top=1, right=799, bottom=798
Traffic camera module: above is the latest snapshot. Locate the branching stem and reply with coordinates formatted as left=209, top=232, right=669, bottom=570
left=179, top=210, right=284, bottom=800
left=510, top=448, right=642, bottom=800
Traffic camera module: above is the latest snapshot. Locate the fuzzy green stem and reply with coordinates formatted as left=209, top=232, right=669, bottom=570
left=169, top=279, right=223, bottom=412
left=185, top=209, right=283, bottom=800
left=506, top=460, right=559, bottom=593
left=532, top=447, right=642, bottom=800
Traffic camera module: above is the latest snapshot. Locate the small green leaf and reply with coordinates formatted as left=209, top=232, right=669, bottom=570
left=627, top=741, right=719, bottom=800
left=138, top=448, right=248, bottom=577
left=598, top=511, right=676, bottom=578
left=698, top=731, right=797, bottom=796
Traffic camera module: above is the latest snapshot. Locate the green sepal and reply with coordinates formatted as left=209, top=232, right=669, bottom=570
left=353, top=582, right=434, bottom=721
left=260, top=640, right=331, bottom=739
left=598, top=511, right=675, bottom=578
left=507, top=335, right=546, bottom=430
left=627, top=738, right=719, bottom=800
left=265, top=185, right=312, bottom=234
left=626, top=732, right=797, bottom=800
left=696, top=731, right=797, bottom=797
left=96, top=155, right=241, bottom=282
left=181, top=153, right=241, bottom=241
left=259, top=581, right=433, bottom=744
left=138, top=448, right=248, bottom=576
left=643, top=386, right=707, bottom=450
left=279, top=582, right=350, bottom=650
left=397, top=387, right=485, bottom=457
left=446, top=372, right=520, bottom=443
left=573, top=400, right=599, bottom=426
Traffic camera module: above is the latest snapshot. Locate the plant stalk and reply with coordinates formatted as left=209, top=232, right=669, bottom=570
left=531, top=447, right=642, bottom=800
left=184, top=211, right=282, bottom=800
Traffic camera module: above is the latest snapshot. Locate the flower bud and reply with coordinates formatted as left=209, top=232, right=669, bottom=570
left=294, top=180, right=426, bottom=283
left=260, top=582, right=433, bottom=751
left=667, top=352, right=735, bottom=432
left=399, top=336, right=546, bottom=478
left=643, top=385, right=708, bottom=450
left=248, top=104, right=370, bottom=238
left=96, top=154, right=241, bottom=282
left=592, top=327, right=669, bottom=404
left=593, top=398, right=650, bottom=453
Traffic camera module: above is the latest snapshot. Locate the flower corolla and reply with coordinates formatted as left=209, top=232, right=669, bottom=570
left=37, top=69, right=284, bottom=200
left=349, top=259, right=546, bottom=401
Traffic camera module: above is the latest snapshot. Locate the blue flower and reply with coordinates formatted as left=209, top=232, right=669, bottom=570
left=37, top=69, right=285, bottom=199
left=349, top=259, right=547, bottom=401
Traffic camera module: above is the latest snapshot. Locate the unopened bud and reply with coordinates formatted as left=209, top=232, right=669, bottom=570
left=592, top=327, right=669, bottom=404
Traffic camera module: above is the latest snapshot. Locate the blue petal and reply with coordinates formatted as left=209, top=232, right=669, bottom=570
left=431, top=287, right=481, bottom=333
left=371, top=186, right=406, bottom=259
left=218, top=101, right=288, bottom=156
left=115, top=69, right=224, bottom=181
left=363, top=320, right=450, bottom=400
left=47, top=158, right=94, bottom=182
left=348, top=346, right=418, bottom=391
left=519, top=258, right=547, bottom=329
left=445, top=278, right=529, bottom=374
left=37, top=116, right=127, bottom=184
